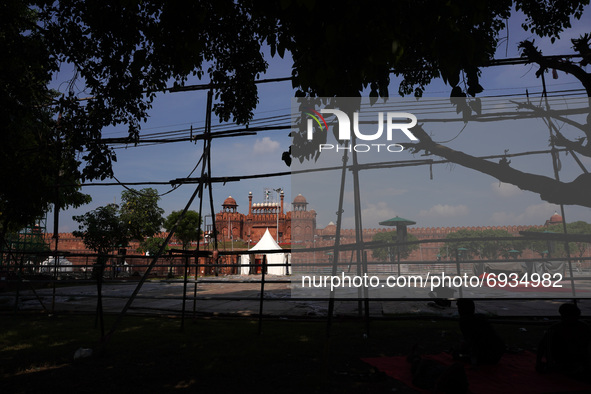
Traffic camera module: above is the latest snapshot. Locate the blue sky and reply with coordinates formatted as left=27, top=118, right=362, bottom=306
left=48, top=7, right=591, bottom=234
left=292, top=95, right=591, bottom=236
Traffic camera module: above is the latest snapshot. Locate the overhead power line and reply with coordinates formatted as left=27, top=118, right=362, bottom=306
left=75, top=147, right=567, bottom=188
left=103, top=89, right=588, bottom=149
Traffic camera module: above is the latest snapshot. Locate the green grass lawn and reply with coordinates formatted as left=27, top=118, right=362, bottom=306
left=0, top=313, right=549, bottom=393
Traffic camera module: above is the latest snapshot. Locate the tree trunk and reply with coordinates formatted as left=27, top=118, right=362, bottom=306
left=94, top=253, right=107, bottom=338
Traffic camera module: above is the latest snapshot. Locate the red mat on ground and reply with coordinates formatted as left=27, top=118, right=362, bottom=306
left=363, top=351, right=591, bottom=393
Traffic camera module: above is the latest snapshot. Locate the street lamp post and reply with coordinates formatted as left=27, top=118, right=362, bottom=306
left=203, top=214, right=212, bottom=250
left=378, top=216, right=416, bottom=276
left=273, top=188, right=282, bottom=243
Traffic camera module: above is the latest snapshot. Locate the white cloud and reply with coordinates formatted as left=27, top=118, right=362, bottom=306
left=341, top=201, right=398, bottom=229
left=418, top=204, right=469, bottom=218
left=381, top=187, right=408, bottom=197
left=490, top=202, right=559, bottom=225
left=253, top=137, right=280, bottom=154
left=490, top=181, right=523, bottom=198
left=363, top=202, right=398, bottom=226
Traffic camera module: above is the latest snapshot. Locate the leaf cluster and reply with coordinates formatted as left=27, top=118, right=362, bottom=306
left=19, top=1, right=586, bottom=175
left=525, top=221, right=591, bottom=258
left=371, top=230, right=419, bottom=261
left=4, top=0, right=589, bottom=229
left=72, top=204, right=128, bottom=255
left=34, top=0, right=271, bottom=180
left=0, top=1, right=91, bottom=234
left=439, top=229, right=524, bottom=260
left=137, top=237, right=169, bottom=257
left=163, top=210, right=202, bottom=250
left=72, top=188, right=164, bottom=253
left=119, top=188, right=164, bottom=241
left=279, top=0, right=587, bottom=164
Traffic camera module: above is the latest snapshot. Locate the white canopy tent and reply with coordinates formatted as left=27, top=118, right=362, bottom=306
left=40, top=256, right=73, bottom=275
left=240, top=228, right=290, bottom=275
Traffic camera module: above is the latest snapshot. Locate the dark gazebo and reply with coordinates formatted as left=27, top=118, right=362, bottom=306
left=379, top=216, right=416, bottom=275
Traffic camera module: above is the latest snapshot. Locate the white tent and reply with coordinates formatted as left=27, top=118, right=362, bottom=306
left=239, top=255, right=251, bottom=275
left=241, top=228, right=289, bottom=275
left=41, top=256, right=73, bottom=274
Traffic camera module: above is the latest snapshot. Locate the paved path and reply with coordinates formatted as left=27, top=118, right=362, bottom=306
left=2, top=275, right=591, bottom=319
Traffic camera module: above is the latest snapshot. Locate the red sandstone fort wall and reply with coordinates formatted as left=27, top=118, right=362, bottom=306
left=42, top=223, right=549, bottom=271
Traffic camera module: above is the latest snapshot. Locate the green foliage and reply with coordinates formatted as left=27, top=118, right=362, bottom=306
left=34, top=0, right=270, bottom=181
left=516, top=0, right=588, bottom=41
left=0, top=1, right=91, bottom=235
left=3, top=1, right=589, bottom=229
left=440, top=229, right=523, bottom=260
left=73, top=188, right=165, bottom=254
left=525, top=221, right=591, bottom=258
left=262, top=1, right=507, bottom=98
left=371, top=231, right=418, bottom=261
left=9, top=1, right=587, bottom=178
left=262, top=0, right=586, bottom=99
left=164, top=211, right=202, bottom=250
left=137, top=237, right=169, bottom=257
left=566, top=221, right=591, bottom=257
left=72, top=204, right=129, bottom=255
left=524, top=226, right=559, bottom=257
left=119, top=188, right=164, bottom=242
left=272, top=0, right=588, bottom=164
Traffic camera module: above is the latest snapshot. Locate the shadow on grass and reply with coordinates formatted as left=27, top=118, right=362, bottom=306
left=1, top=314, right=549, bottom=393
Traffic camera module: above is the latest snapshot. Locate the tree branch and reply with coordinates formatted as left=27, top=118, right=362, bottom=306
left=411, top=125, right=591, bottom=208
left=519, top=40, right=591, bottom=96
left=512, top=101, right=591, bottom=157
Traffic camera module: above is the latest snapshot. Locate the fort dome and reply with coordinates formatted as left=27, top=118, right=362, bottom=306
left=548, top=211, right=563, bottom=224
left=544, top=211, right=564, bottom=226
left=223, top=196, right=237, bottom=207
left=323, top=221, right=336, bottom=235
left=293, top=194, right=307, bottom=204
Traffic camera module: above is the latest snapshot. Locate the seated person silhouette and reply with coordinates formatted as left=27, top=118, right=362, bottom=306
left=455, top=299, right=505, bottom=365
left=428, top=286, right=454, bottom=308
left=536, top=303, right=591, bottom=381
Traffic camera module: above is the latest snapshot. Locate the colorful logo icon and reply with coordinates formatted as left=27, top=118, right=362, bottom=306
left=304, top=109, right=328, bottom=132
